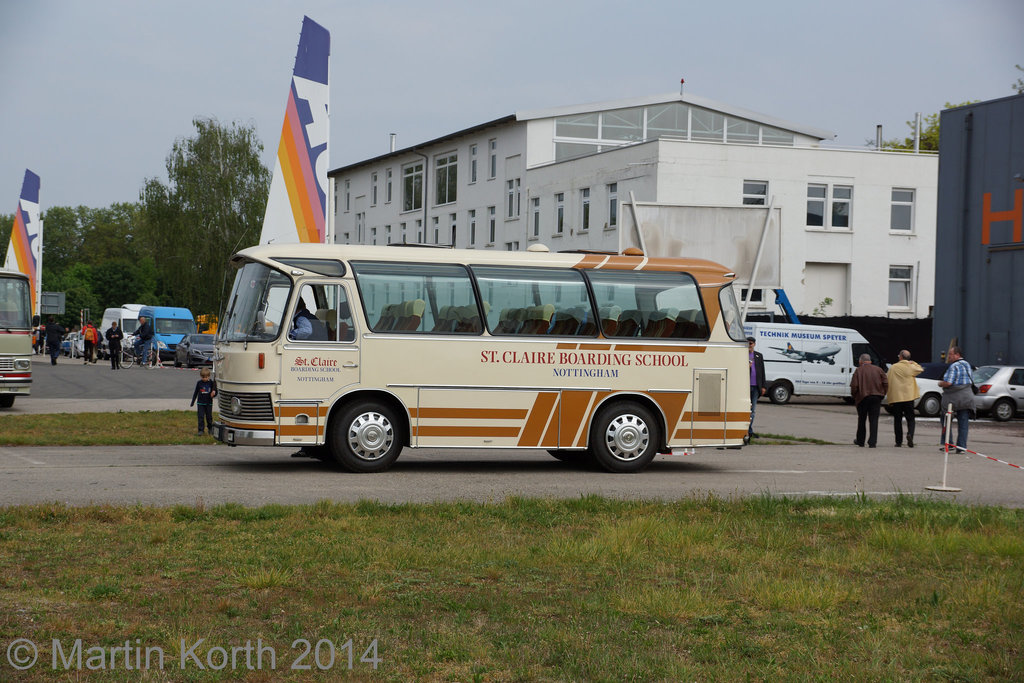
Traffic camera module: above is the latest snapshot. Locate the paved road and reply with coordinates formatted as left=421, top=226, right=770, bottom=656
left=3, top=357, right=1023, bottom=507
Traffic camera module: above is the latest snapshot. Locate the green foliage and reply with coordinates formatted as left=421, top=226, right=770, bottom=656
left=1015, top=64, right=1024, bottom=95
left=876, top=101, right=977, bottom=151
left=139, top=117, right=270, bottom=316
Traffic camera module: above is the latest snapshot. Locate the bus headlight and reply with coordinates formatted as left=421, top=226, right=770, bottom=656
left=14, top=358, right=30, bottom=371
left=231, top=396, right=243, bottom=415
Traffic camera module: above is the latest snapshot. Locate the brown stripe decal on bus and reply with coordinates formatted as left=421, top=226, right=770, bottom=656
left=410, top=407, right=529, bottom=420
left=650, top=393, right=690, bottom=439
left=276, top=406, right=328, bottom=418
left=518, top=392, right=559, bottom=447
left=612, top=344, right=705, bottom=353
left=572, top=254, right=608, bottom=270
left=681, top=411, right=750, bottom=422
left=412, top=426, right=522, bottom=438
left=674, top=428, right=749, bottom=440
left=279, top=425, right=322, bottom=436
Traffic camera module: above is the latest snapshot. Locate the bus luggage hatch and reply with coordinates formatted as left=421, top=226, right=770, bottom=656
left=691, top=369, right=727, bottom=444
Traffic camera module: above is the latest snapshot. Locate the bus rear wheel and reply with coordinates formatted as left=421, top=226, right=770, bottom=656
left=589, top=401, right=660, bottom=473
left=0, top=395, right=15, bottom=408
left=329, top=402, right=402, bottom=473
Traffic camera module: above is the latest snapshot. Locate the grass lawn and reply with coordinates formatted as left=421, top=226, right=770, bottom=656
left=1, top=496, right=1021, bottom=681
left=0, top=411, right=219, bottom=446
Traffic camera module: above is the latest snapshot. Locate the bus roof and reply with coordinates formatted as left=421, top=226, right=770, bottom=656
left=232, top=244, right=737, bottom=287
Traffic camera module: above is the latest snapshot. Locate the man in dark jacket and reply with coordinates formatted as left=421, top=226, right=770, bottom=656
left=105, top=321, right=125, bottom=370
left=44, top=316, right=65, bottom=366
left=850, top=353, right=888, bottom=448
left=136, top=315, right=155, bottom=367
left=747, top=336, right=766, bottom=440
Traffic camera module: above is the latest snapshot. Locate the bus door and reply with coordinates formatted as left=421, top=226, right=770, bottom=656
left=689, top=368, right=728, bottom=444
left=278, top=282, right=359, bottom=445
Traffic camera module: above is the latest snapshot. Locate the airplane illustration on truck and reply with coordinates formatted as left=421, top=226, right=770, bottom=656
left=769, top=342, right=841, bottom=364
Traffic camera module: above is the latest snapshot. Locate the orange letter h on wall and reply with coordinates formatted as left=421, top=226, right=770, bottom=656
left=982, top=190, right=1023, bottom=245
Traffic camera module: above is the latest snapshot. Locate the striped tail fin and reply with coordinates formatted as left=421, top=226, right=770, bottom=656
left=260, top=16, right=330, bottom=245
left=4, top=170, right=41, bottom=314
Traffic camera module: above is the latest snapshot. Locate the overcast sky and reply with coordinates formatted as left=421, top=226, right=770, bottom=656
left=1, top=0, right=1021, bottom=210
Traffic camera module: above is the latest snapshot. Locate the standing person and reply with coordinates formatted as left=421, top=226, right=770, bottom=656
left=44, top=316, right=65, bottom=366
left=938, top=345, right=975, bottom=453
left=136, top=315, right=156, bottom=367
left=190, top=367, right=217, bottom=436
left=82, top=320, right=100, bottom=364
left=850, top=353, right=888, bottom=448
left=746, top=336, right=766, bottom=440
left=886, top=349, right=923, bottom=448
left=105, top=320, right=124, bottom=370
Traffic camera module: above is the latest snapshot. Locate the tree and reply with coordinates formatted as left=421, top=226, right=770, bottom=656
left=1014, top=64, right=1024, bottom=95
left=139, top=117, right=270, bottom=317
left=875, top=102, right=977, bottom=152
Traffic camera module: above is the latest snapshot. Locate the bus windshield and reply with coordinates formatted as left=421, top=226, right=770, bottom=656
left=219, top=262, right=292, bottom=342
left=0, top=275, right=31, bottom=329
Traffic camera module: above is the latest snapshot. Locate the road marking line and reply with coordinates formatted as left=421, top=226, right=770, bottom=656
left=0, top=449, right=46, bottom=466
left=734, top=470, right=856, bottom=474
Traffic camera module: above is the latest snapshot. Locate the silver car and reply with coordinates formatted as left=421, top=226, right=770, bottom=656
left=972, top=366, right=1024, bottom=421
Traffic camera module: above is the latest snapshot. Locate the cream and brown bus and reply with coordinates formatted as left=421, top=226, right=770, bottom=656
left=212, top=243, right=750, bottom=472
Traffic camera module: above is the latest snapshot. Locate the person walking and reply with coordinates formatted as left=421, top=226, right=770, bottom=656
left=82, top=320, right=100, bottom=364
left=850, top=353, right=888, bottom=448
left=190, top=367, right=217, bottom=436
left=44, top=316, right=65, bottom=366
left=886, top=349, right=923, bottom=447
left=746, top=336, right=766, bottom=440
left=938, top=345, right=975, bottom=453
left=105, top=320, right=124, bottom=370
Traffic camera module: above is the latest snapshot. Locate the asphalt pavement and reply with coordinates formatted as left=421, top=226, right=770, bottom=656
left=2, top=356, right=1023, bottom=507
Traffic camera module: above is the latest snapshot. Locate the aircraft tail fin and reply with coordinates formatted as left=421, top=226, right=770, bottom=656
left=259, top=16, right=331, bottom=245
left=4, top=169, right=41, bottom=313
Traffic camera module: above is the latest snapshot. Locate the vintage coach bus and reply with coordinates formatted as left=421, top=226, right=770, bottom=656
left=0, top=269, right=32, bottom=408
left=212, top=244, right=750, bottom=472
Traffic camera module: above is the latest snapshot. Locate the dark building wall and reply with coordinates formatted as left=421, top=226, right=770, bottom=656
left=935, top=95, right=1024, bottom=365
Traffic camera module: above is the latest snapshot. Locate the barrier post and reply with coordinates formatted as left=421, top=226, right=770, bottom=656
left=927, top=404, right=961, bottom=492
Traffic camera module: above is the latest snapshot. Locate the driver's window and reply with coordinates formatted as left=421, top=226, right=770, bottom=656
left=289, top=284, right=354, bottom=342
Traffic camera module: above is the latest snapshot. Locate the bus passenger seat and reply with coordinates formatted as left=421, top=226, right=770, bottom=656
left=548, top=311, right=579, bottom=335
left=616, top=309, right=643, bottom=337
left=316, top=309, right=337, bottom=340
left=455, top=305, right=482, bottom=333
left=375, top=303, right=399, bottom=331
left=522, top=304, right=554, bottom=334
left=598, top=306, right=621, bottom=336
left=399, top=299, right=426, bottom=331
left=673, top=310, right=704, bottom=338
left=644, top=308, right=678, bottom=337
left=433, top=306, right=457, bottom=332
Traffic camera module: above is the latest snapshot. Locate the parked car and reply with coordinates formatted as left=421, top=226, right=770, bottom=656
left=972, top=365, right=1024, bottom=421
left=61, top=332, right=84, bottom=358
left=173, top=333, right=216, bottom=368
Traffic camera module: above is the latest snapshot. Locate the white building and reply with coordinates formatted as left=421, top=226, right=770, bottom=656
left=329, top=92, right=937, bottom=319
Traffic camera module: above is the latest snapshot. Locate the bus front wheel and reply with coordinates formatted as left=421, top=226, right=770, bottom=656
left=329, top=402, right=402, bottom=473
left=589, top=401, right=660, bottom=473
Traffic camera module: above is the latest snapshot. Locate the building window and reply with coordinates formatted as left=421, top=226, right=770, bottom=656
left=344, top=179, right=351, bottom=212
left=488, top=139, right=497, bottom=179
left=386, top=168, right=393, bottom=203
left=370, top=173, right=378, bottom=206
left=432, top=216, right=439, bottom=243
left=371, top=226, right=377, bottom=245
left=403, top=162, right=423, bottom=212
left=505, top=241, right=520, bottom=251
left=470, top=144, right=478, bottom=183
left=488, top=206, right=496, bottom=244
left=807, top=183, right=853, bottom=230
left=740, top=288, right=765, bottom=306
left=607, top=183, right=618, bottom=229
left=743, top=180, right=768, bottom=206
left=890, top=188, right=915, bottom=232
left=469, top=209, right=476, bottom=245
left=832, top=185, right=852, bottom=228
left=399, top=222, right=406, bottom=243
left=506, top=178, right=520, bottom=218
left=415, top=219, right=422, bottom=243
left=555, top=193, right=564, bottom=235
left=580, top=188, right=590, bottom=232
left=435, top=153, right=457, bottom=205
left=356, top=212, right=364, bottom=242
left=449, top=213, right=456, bottom=246
left=385, top=224, right=391, bottom=244
left=888, top=265, right=913, bottom=308
left=531, top=197, right=541, bottom=237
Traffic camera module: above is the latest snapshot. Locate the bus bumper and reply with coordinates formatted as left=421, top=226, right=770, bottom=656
left=212, top=422, right=276, bottom=447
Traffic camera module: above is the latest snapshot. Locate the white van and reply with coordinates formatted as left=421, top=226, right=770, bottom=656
left=98, top=304, right=147, bottom=357
left=743, top=322, right=887, bottom=404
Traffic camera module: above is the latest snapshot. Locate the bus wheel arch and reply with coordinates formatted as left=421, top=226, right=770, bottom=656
left=326, top=391, right=408, bottom=473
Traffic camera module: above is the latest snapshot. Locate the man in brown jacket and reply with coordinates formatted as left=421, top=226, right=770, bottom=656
left=850, top=353, right=888, bottom=448
left=886, top=349, right=923, bottom=447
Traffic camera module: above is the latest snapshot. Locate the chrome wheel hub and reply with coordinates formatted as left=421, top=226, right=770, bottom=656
left=348, top=411, right=394, bottom=461
left=605, top=414, right=649, bottom=461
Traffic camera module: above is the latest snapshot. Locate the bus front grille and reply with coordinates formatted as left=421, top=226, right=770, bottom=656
left=217, top=390, right=275, bottom=421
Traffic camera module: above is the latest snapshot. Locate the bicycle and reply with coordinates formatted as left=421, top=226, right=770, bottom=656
left=120, top=336, right=161, bottom=368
